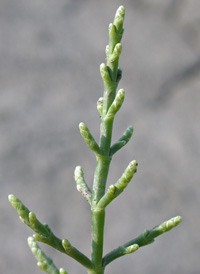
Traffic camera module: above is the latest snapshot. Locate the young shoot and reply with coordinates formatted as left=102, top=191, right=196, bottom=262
left=9, top=6, right=182, bottom=274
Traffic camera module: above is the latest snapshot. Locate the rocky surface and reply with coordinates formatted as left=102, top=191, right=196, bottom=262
left=1, top=0, right=199, bottom=273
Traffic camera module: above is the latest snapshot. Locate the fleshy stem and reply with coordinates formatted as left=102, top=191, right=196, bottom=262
left=8, top=194, right=94, bottom=270
left=103, top=216, right=182, bottom=267
left=28, top=237, right=68, bottom=274
left=89, top=6, right=125, bottom=273
left=8, top=6, right=182, bottom=274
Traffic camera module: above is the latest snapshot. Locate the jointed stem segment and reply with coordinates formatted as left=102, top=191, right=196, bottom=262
left=62, top=239, right=94, bottom=269
left=110, top=125, right=133, bottom=156
left=89, top=8, right=126, bottom=271
left=8, top=195, right=65, bottom=254
left=103, top=216, right=182, bottom=267
left=91, top=209, right=105, bottom=267
left=28, top=237, right=68, bottom=274
left=8, top=195, right=93, bottom=270
left=97, top=160, right=138, bottom=209
left=8, top=5, right=182, bottom=274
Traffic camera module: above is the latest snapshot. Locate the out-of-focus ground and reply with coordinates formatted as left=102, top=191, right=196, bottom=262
left=0, top=1, right=199, bottom=273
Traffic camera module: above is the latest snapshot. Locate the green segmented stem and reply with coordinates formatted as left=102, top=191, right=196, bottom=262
left=110, top=125, right=133, bottom=156
left=62, top=239, right=94, bottom=269
left=28, top=237, right=68, bottom=274
left=8, top=194, right=65, bottom=253
left=97, top=160, right=138, bottom=209
left=79, top=122, right=101, bottom=155
left=103, top=216, right=182, bottom=267
left=8, top=6, right=182, bottom=274
left=107, top=89, right=125, bottom=118
left=9, top=194, right=93, bottom=269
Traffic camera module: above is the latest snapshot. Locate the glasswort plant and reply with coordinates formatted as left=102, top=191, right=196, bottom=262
left=9, top=6, right=182, bottom=274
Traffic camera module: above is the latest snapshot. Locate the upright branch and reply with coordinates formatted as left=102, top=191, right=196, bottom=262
left=89, top=7, right=127, bottom=272
left=99, top=5, right=125, bottom=155
left=8, top=5, right=182, bottom=274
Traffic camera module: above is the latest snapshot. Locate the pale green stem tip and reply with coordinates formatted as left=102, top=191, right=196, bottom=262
left=79, top=122, right=101, bottom=155
left=97, top=97, right=103, bottom=115
left=107, top=88, right=125, bottom=117
left=107, top=43, right=122, bottom=64
left=100, top=63, right=111, bottom=84
left=116, top=160, right=138, bottom=187
left=27, top=237, right=67, bottom=274
left=74, top=165, right=92, bottom=204
left=112, top=43, right=122, bottom=61
left=150, top=216, right=183, bottom=237
left=114, top=6, right=125, bottom=21
left=110, top=125, right=133, bottom=156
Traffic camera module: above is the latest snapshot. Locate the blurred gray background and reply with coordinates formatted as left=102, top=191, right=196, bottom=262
left=1, top=0, right=200, bottom=273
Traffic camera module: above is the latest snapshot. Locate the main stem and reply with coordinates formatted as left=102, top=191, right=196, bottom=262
left=90, top=137, right=112, bottom=273
left=89, top=105, right=114, bottom=274
left=88, top=7, right=124, bottom=273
